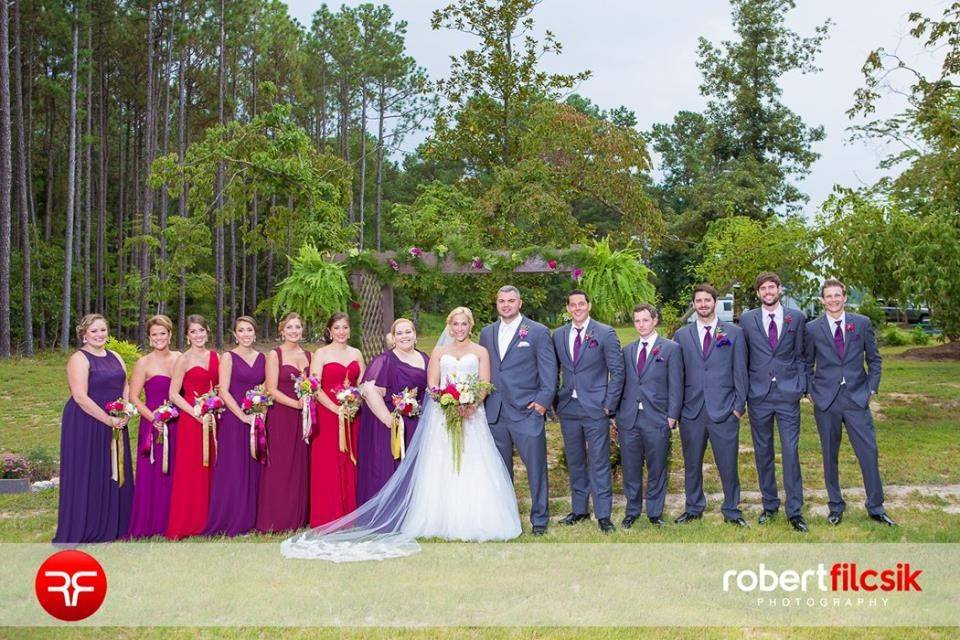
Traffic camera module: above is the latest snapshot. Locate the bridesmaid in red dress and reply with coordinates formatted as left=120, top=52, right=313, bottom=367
left=165, top=314, right=219, bottom=540
left=256, top=312, right=311, bottom=533
left=309, top=312, right=364, bottom=527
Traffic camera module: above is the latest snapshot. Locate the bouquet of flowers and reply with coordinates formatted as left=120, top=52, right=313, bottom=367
left=291, top=372, right=321, bottom=442
left=333, top=383, right=362, bottom=464
left=389, top=387, right=422, bottom=460
left=429, top=374, right=494, bottom=473
left=151, top=401, right=179, bottom=474
left=104, top=398, right=136, bottom=486
left=194, top=390, right=224, bottom=467
left=242, top=385, right=273, bottom=463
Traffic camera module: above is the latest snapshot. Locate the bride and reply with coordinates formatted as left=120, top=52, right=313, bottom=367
left=281, top=306, right=522, bottom=561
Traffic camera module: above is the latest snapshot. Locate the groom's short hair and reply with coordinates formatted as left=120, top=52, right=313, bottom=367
left=567, top=289, right=590, bottom=303
left=497, top=285, right=521, bottom=298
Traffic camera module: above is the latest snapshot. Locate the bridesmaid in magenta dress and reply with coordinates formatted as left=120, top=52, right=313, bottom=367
left=165, top=315, right=219, bottom=540
left=54, top=314, right=134, bottom=544
left=126, top=314, right=181, bottom=538
left=356, top=318, right=428, bottom=504
left=256, top=312, right=311, bottom=533
left=204, top=316, right=265, bottom=536
left=309, top=312, right=365, bottom=527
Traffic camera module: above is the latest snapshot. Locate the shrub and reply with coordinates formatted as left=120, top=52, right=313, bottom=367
left=857, top=297, right=887, bottom=328
left=25, top=446, right=58, bottom=482
left=880, top=325, right=908, bottom=346
left=657, top=304, right=683, bottom=337
left=1, top=453, right=30, bottom=479
left=105, top=336, right=141, bottom=371
left=911, top=327, right=932, bottom=346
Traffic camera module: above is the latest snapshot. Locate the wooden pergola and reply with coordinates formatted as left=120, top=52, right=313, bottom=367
left=345, top=249, right=579, bottom=361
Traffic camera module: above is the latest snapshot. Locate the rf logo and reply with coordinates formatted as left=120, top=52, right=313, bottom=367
left=34, top=550, right=107, bottom=621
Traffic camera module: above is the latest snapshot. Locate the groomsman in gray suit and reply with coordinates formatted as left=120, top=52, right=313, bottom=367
left=615, top=303, right=682, bottom=528
left=674, top=283, right=749, bottom=527
left=553, top=290, right=625, bottom=533
left=480, top=285, right=558, bottom=535
left=804, top=279, right=896, bottom=526
left=741, top=272, right=809, bottom=532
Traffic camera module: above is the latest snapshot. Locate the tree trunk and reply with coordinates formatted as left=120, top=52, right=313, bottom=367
left=60, top=20, right=79, bottom=351
left=358, top=88, right=367, bottom=248
left=0, top=0, right=11, bottom=356
left=158, top=7, right=175, bottom=315
left=339, top=76, right=353, bottom=224
left=139, top=0, right=157, bottom=345
left=43, top=92, right=54, bottom=242
left=96, top=13, right=108, bottom=314
left=214, top=0, right=226, bottom=349
left=12, top=0, right=31, bottom=355
left=83, top=8, right=93, bottom=315
left=177, top=2, right=188, bottom=350
left=375, top=81, right=385, bottom=251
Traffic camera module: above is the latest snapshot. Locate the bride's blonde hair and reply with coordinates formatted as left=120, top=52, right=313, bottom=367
left=445, top=306, right=475, bottom=330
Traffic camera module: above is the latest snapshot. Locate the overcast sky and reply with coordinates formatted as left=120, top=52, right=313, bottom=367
left=286, top=0, right=946, bottom=217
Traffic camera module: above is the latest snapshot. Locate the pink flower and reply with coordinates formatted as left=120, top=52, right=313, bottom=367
left=547, top=259, right=558, bottom=270
left=409, top=246, right=423, bottom=258
left=472, top=257, right=484, bottom=270
left=784, top=315, right=793, bottom=325
left=518, top=324, right=530, bottom=340
left=389, top=259, right=400, bottom=271
left=571, top=267, right=583, bottom=281
left=350, top=301, right=361, bottom=310
left=846, top=322, right=856, bottom=333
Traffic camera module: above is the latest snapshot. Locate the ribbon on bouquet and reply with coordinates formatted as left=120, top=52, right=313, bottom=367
left=201, top=412, right=218, bottom=467
left=301, top=396, right=313, bottom=443
left=152, top=422, right=170, bottom=474
left=390, top=413, right=406, bottom=461
left=338, top=406, right=357, bottom=465
left=110, top=428, right=126, bottom=487
left=250, top=415, right=268, bottom=463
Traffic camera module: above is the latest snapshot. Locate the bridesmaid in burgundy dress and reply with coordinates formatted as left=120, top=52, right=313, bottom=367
left=54, top=314, right=134, bottom=544
left=165, top=315, right=219, bottom=540
left=356, top=318, right=428, bottom=504
left=127, top=314, right=181, bottom=538
left=309, top=312, right=364, bottom=527
left=256, top=312, right=311, bottom=533
left=204, top=316, right=265, bottom=536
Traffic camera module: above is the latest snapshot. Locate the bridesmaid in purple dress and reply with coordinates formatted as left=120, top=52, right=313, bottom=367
left=256, top=312, right=311, bottom=533
left=54, top=314, right=134, bottom=544
left=204, top=316, right=265, bottom=536
left=127, top=314, right=182, bottom=538
left=356, top=318, right=429, bottom=504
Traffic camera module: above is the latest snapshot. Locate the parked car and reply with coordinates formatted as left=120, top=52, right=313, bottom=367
left=874, top=299, right=931, bottom=324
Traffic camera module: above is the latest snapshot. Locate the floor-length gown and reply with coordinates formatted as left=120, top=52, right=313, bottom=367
left=165, top=351, right=219, bottom=540
left=310, top=360, right=361, bottom=526
left=255, top=348, right=311, bottom=533
left=126, top=374, right=177, bottom=538
left=54, top=350, right=134, bottom=544
left=204, top=351, right=265, bottom=536
left=356, top=350, right=428, bottom=504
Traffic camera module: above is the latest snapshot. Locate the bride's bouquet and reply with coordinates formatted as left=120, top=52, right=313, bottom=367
left=333, top=383, right=362, bottom=464
left=429, top=375, right=494, bottom=473
left=390, top=387, right=422, bottom=460
left=104, top=398, right=136, bottom=486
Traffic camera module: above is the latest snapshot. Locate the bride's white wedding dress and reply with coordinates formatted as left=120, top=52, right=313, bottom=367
left=281, top=352, right=521, bottom=562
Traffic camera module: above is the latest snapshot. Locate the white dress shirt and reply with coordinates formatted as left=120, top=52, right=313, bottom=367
left=696, top=318, right=717, bottom=346
left=497, top=315, right=522, bottom=360
left=826, top=311, right=847, bottom=384
left=763, top=304, right=784, bottom=338
left=568, top=317, right=591, bottom=399
left=637, top=331, right=658, bottom=369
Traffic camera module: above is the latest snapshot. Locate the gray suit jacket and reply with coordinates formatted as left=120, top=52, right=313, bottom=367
left=480, top=315, right=558, bottom=424
left=553, top=319, right=624, bottom=417
left=741, top=306, right=807, bottom=403
left=615, top=336, right=683, bottom=429
left=804, top=312, right=881, bottom=411
left=675, top=321, right=748, bottom=422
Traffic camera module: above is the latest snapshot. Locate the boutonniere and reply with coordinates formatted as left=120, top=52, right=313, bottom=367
left=651, top=346, right=664, bottom=362
left=715, top=329, right=731, bottom=348
left=784, top=315, right=793, bottom=325
left=846, top=322, right=856, bottom=334
left=583, top=331, right=599, bottom=348
left=518, top=323, right=529, bottom=340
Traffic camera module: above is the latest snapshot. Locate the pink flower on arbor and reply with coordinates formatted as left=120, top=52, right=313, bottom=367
left=547, top=259, right=558, bottom=270
left=409, top=246, right=423, bottom=258
left=472, top=257, right=485, bottom=270
left=389, top=259, right=400, bottom=271
left=571, top=267, right=583, bottom=281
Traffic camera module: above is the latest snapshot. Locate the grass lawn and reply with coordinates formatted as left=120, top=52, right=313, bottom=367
left=2, top=340, right=959, bottom=637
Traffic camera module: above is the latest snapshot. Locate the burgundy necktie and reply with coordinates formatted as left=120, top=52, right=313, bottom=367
left=702, top=326, right=712, bottom=356
left=637, top=341, right=648, bottom=375
left=833, top=320, right=845, bottom=358
left=768, top=313, right=779, bottom=349
left=573, top=327, right=583, bottom=362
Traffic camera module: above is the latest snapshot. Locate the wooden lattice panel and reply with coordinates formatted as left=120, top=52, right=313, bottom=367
left=352, top=270, right=392, bottom=362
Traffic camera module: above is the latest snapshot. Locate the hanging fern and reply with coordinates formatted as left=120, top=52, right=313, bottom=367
left=267, top=244, right=351, bottom=326
left=579, top=238, right=656, bottom=324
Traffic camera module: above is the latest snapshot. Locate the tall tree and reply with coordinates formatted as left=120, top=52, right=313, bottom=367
left=13, top=0, right=32, bottom=356
left=215, top=0, right=226, bottom=347
left=138, top=0, right=157, bottom=344
left=0, top=0, right=11, bottom=357
left=60, top=18, right=80, bottom=351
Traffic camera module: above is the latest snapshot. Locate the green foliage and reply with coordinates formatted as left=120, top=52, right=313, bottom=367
left=269, top=244, right=352, bottom=329
left=578, top=239, right=656, bottom=325
left=24, top=446, right=58, bottom=482
left=657, top=303, right=683, bottom=338
left=911, top=327, right=932, bottom=346
left=105, top=337, right=141, bottom=371
left=880, top=325, right=908, bottom=347
left=856, top=297, right=887, bottom=329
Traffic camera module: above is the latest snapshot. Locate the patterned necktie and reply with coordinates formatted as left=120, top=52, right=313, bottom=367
left=637, top=341, right=648, bottom=375
left=768, top=313, right=779, bottom=349
left=834, top=320, right=845, bottom=358
left=702, top=326, right=712, bottom=356
left=573, top=326, right=583, bottom=362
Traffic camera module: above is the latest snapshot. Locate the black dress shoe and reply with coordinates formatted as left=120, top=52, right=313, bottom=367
left=758, top=508, right=779, bottom=524
left=789, top=516, right=809, bottom=533
left=725, top=517, right=750, bottom=528
left=870, top=513, right=898, bottom=527
left=560, top=512, right=590, bottom=526
left=827, top=511, right=843, bottom=526
left=648, top=516, right=666, bottom=527
left=598, top=517, right=615, bottom=533
left=531, top=525, right=547, bottom=536
left=674, top=512, right=702, bottom=524
left=621, top=515, right=638, bottom=529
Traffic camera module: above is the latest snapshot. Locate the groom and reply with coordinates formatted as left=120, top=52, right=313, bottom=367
left=480, top=285, right=558, bottom=536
